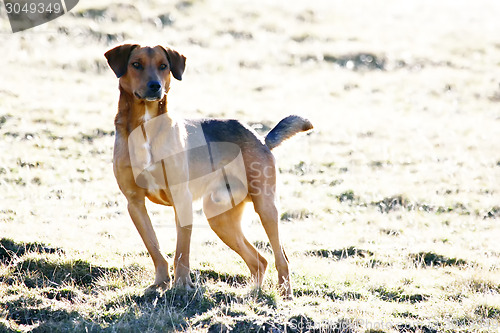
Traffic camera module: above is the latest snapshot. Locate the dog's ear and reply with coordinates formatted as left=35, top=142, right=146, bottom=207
left=104, top=44, right=139, bottom=78
left=161, top=46, right=186, bottom=81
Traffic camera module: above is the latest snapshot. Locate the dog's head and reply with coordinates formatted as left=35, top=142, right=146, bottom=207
left=104, top=44, right=186, bottom=101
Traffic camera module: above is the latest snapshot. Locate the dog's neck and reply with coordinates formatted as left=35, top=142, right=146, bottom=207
left=115, top=86, right=168, bottom=136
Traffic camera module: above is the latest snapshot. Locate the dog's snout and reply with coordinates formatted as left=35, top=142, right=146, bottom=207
left=147, top=81, right=161, bottom=92
left=141, top=80, right=163, bottom=101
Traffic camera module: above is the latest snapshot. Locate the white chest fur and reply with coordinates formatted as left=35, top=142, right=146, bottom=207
left=142, top=103, right=156, bottom=123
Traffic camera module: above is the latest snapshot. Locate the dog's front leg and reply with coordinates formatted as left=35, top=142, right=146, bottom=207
left=174, top=218, right=194, bottom=288
left=127, top=196, right=171, bottom=290
left=170, top=187, right=195, bottom=288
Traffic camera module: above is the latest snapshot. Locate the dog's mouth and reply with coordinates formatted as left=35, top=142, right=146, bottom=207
left=134, top=91, right=163, bottom=101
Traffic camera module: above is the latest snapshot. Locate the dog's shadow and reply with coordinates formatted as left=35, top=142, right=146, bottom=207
left=0, top=238, right=278, bottom=331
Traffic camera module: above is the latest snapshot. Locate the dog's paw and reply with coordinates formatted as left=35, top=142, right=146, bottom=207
left=146, top=280, right=171, bottom=294
left=279, top=285, right=293, bottom=301
left=143, top=285, right=162, bottom=301
left=173, top=276, right=195, bottom=290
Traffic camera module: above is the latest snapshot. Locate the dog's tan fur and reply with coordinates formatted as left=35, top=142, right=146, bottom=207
left=105, top=43, right=312, bottom=297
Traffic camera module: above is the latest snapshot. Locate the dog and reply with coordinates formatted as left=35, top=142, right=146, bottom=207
left=104, top=43, right=312, bottom=297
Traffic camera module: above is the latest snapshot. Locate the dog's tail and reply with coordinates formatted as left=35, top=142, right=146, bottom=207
left=265, top=115, right=313, bottom=150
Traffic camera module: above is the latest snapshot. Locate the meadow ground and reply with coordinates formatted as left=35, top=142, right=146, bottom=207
left=1, top=0, right=500, bottom=332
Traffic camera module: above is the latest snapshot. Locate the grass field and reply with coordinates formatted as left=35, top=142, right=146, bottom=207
left=1, top=0, right=500, bottom=332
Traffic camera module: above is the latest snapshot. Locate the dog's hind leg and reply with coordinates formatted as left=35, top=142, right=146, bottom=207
left=253, top=198, right=292, bottom=298
left=204, top=200, right=268, bottom=287
left=247, top=155, right=292, bottom=298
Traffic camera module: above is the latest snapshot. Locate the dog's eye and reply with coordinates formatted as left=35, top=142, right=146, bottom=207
left=132, top=62, right=142, bottom=69
left=159, top=64, right=168, bottom=70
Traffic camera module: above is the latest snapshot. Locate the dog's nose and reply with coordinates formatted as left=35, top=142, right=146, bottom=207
left=147, top=81, right=161, bottom=92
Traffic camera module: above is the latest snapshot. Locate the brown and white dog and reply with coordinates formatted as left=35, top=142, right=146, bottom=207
left=104, top=43, right=312, bottom=297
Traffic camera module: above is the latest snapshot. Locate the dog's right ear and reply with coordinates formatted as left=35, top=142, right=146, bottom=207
left=104, top=44, right=139, bottom=78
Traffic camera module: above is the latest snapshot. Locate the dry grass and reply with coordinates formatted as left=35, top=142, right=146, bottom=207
left=1, top=0, right=500, bottom=332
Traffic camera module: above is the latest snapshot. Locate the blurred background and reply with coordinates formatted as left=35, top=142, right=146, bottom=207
left=1, top=0, right=500, bottom=329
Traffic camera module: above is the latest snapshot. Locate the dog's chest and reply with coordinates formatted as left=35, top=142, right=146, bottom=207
left=127, top=115, right=189, bottom=191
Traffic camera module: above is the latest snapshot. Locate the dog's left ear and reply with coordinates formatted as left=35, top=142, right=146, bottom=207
left=104, top=44, right=139, bottom=78
left=161, top=46, right=186, bottom=81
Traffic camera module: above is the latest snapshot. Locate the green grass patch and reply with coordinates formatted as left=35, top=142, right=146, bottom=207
left=410, top=252, right=468, bottom=268
left=196, top=269, right=248, bottom=286
left=10, top=257, right=118, bottom=288
left=280, top=209, right=313, bottom=222
left=306, top=246, right=374, bottom=260
left=371, top=286, right=429, bottom=304
left=396, top=323, right=437, bottom=333
left=0, top=238, right=63, bottom=263
left=475, top=305, right=500, bottom=319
